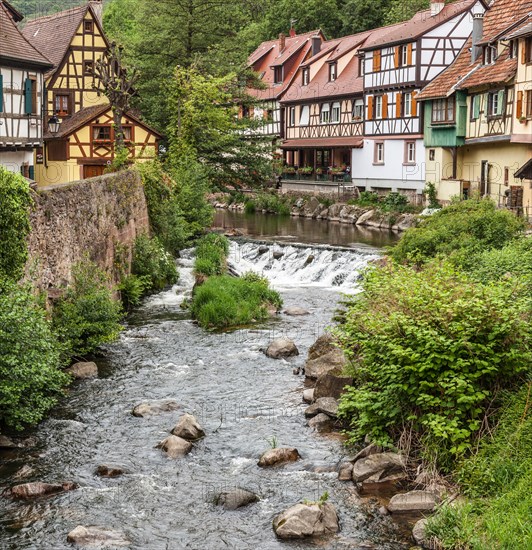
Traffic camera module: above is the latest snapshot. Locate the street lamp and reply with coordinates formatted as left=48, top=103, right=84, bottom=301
left=48, top=114, right=61, bottom=135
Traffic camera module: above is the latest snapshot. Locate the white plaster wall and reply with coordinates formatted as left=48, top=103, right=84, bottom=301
left=0, top=150, right=33, bottom=173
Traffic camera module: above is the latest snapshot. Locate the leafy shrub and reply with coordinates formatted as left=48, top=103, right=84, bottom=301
left=132, top=234, right=178, bottom=291
left=194, top=233, right=229, bottom=277
left=244, top=200, right=256, bottom=214
left=0, top=281, right=69, bottom=430
left=424, top=182, right=441, bottom=209
left=381, top=192, right=409, bottom=212
left=353, top=191, right=380, bottom=207
left=0, top=167, right=32, bottom=282
left=254, top=192, right=290, bottom=215
left=52, top=261, right=123, bottom=359
left=390, top=199, right=525, bottom=268
left=105, top=145, right=132, bottom=173
left=190, top=273, right=282, bottom=329
left=335, top=262, right=531, bottom=467
left=118, top=274, right=152, bottom=310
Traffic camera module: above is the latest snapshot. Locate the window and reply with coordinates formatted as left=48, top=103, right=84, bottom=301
left=525, top=37, right=532, bottom=63
left=432, top=97, right=455, bottom=123
left=300, top=105, right=310, bottom=125
left=487, top=90, right=504, bottom=117
left=401, top=45, right=408, bottom=66
left=526, top=90, right=532, bottom=118
left=374, top=142, right=384, bottom=164
left=483, top=45, right=497, bottom=65
left=471, top=94, right=481, bottom=120
left=331, top=102, right=341, bottom=123
left=24, top=77, right=37, bottom=115
left=302, top=68, right=309, bottom=86
left=320, top=103, right=330, bottom=124
left=352, top=99, right=364, bottom=120
left=288, top=106, right=296, bottom=127
left=83, top=60, right=94, bottom=75
left=54, top=93, right=70, bottom=116
left=509, top=40, right=518, bottom=59
left=429, top=149, right=436, bottom=161
left=404, top=141, right=416, bottom=164
left=0, top=74, right=3, bottom=113
left=504, top=167, right=509, bottom=186
left=316, top=149, right=331, bottom=167
left=329, top=62, right=337, bottom=82
left=123, top=126, right=133, bottom=141
left=84, top=20, right=94, bottom=33
left=93, top=125, right=112, bottom=142
left=403, top=92, right=412, bottom=117
left=358, top=57, right=365, bottom=76
left=375, top=95, right=383, bottom=119
left=274, top=66, right=283, bottom=84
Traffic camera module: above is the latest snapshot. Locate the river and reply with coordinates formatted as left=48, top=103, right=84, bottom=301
left=0, top=212, right=407, bottom=550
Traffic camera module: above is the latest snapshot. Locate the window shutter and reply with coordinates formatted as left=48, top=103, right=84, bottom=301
left=407, top=43, right=413, bottom=65
left=396, top=92, right=402, bottom=118
left=24, top=78, right=33, bottom=114
left=0, top=74, right=3, bottom=112
left=394, top=46, right=400, bottom=68
left=517, top=91, right=523, bottom=119
left=411, top=91, right=418, bottom=117
left=373, top=50, right=381, bottom=72
left=497, top=90, right=505, bottom=115
left=472, top=95, right=480, bottom=119
left=29, top=166, right=35, bottom=180
left=522, top=41, right=527, bottom=64
left=367, top=96, right=374, bottom=120
left=382, top=94, right=388, bottom=119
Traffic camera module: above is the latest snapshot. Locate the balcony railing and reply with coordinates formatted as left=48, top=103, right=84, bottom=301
left=282, top=169, right=351, bottom=183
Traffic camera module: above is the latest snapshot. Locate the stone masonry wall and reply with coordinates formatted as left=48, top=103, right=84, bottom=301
left=26, top=170, right=149, bottom=292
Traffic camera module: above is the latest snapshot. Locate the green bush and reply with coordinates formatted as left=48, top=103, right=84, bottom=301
left=132, top=234, right=179, bottom=291
left=244, top=200, right=256, bottom=214
left=0, top=167, right=32, bottom=282
left=350, top=191, right=380, bottom=207
left=253, top=192, right=290, bottom=215
left=390, top=199, right=525, bottom=268
left=194, top=233, right=229, bottom=277
left=190, top=273, right=282, bottom=329
left=52, top=261, right=123, bottom=359
left=0, top=281, right=69, bottom=430
left=381, top=192, right=409, bottom=212
left=335, top=261, right=531, bottom=467
left=118, top=274, right=152, bottom=310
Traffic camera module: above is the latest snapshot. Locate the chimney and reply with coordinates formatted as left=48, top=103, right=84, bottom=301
left=430, top=0, right=445, bottom=17
left=311, top=36, right=321, bottom=56
left=279, top=33, right=286, bottom=51
left=289, top=27, right=296, bottom=38
left=472, top=12, right=484, bottom=62
left=88, top=0, right=103, bottom=26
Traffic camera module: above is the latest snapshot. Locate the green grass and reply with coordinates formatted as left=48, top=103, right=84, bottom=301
left=190, top=272, right=282, bottom=329
left=194, top=233, right=229, bottom=277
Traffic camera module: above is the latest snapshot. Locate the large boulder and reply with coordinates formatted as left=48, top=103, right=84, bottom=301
left=66, top=361, right=98, bottom=379
left=352, top=443, right=383, bottom=463
left=387, top=490, right=438, bottom=513
left=314, top=371, right=353, bottom=400
left=265, top=338, right=299, bottom=359
left=308, top=334, right=336, bottom=360
left=305, top=349, right=347, bottom=379
left=355, top=210, right=375, bottom=226
left=258, top=447, right=300, bottom=467
left=352, top=453, right=405, bottom=483
left=157, top=435, right=192, bottom=458
left=412, top=518, right=438, bottom=549
left=67, top=526, right=130, bottom=547
left=302, top=389, right=315, bottom=404
left=273, top=502, right=339, bottom=539
left=315, top=397, right=339, bottom=418
left=215, top=488, right=259, bottom=510
left=284, top=307, right=310, bottom=316
left=308, top=413, right=334, bottom=432
left=171, top=414, right=205, bottom=441
left=338, top=462, right=354, bottom=481
left=10, top=482, right=78, bottom=499
left=132, top=400, right=181, bottom=417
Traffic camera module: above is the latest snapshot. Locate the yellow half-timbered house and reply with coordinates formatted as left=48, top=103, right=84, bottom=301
left=22, top=0, right=161, bottom=185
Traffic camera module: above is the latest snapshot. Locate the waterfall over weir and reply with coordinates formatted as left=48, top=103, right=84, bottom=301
left=228, top=239, right=381, bottom=290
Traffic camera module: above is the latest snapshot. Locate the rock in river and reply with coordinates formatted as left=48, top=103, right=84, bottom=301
left=387, top=490, right=438, bottom=513
left=95, top=465, right=128, bottom=478
left=10, top=482, right=78, bottom=499
left=302, top=388, right=315, bottom=403
left=132, top=400, right=181, bottom=417
left=315, top=397, right=339, bottom=418
left=308, top=413, right=334, bottom=432
left=352, top=453, right=405, bottom=483
left=308, top=334, right=337, bottom=360
left=157, top=435, right=192, bottom=458
left=258, top=447, right=301, bottom=467
left=273, top=502, right=339, bottom=539
left=67, top=525, right=131, bottom=547
left=66, top=361, right=98, bottom=379
left=215, top=488, right=259, bottom=510
left=305, top=349, right=347, bottom=379
left=265, top=337, right=299, bottom=359
left=284, top=307, right=310, bottom=316
left=171, top=414, right=205, bottom=441
left=314, top=371, right=353, bottom=400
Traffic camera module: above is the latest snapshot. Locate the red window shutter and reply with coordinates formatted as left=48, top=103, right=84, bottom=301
left=411, top=91, right=418, bottom=117
left=407, top=43, right=413, bottom=66
left=396, top=92, right=402, bottom=118
left=517, top=91, right=523, bottom=119
left=382, top=94, right=389, bottom=119
left=394, top=46, right=400, bottom=68
left=367, top=96, right=374, bottom=120
left=373, top=50, right=381, bottom=72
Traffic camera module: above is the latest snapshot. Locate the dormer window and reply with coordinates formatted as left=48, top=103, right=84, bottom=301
left=358, top=57, right=365, bottom=76
left=84, top=20, right=94, bottom=33
left=509, top=40, right=518, bottom=59
left=274, top=66, right=283, bottom=84
left=525, top=37, right=532, bottom=64
left=302, top=68, right=309, bottom=86
left=483, top=45, right=497, bottom=65
left=329, top=63, right=337, bottom=82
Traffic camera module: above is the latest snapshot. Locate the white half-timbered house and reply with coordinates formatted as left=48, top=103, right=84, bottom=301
left=354, top=0, right=487, bottom=197
left=0, top=0, right=52, bottom=177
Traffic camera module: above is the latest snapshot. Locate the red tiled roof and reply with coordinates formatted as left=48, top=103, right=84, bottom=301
left=361, top=0, right=479, bottom=50
left=21, top=5, right=88, bottom=72
left=281, top=137, right=363, bottom=148
left=459, top=48, right=517, bottom=88
left=0, top=0, right=52, bottom=66
left=504, top=15, right=532, bottom=39
left=480, top=0, right=532, bottom=43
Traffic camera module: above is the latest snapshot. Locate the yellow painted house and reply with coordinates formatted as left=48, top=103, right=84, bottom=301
left=22, top=0, right=161, bottom=185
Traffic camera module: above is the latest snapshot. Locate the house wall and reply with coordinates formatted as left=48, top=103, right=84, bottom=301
left=512, top=35, right=532, bottom=142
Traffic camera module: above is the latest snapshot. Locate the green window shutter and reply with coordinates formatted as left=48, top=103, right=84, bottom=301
left=24, top=78, right=32, bottom=114
left=497, top=90, right=505, bottom=115
left=0, top=74, right=3, bottom=112
left=28, top=166, right=35, bottom=180
left=472, top=95, right=480, bottom=119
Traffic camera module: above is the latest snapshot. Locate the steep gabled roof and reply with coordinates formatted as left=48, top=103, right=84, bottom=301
left=361, top=0, right=481, bottom=50
left=3, top=0, right=23, bottom=22
left=504, top=14, right=532, bottom=40
left=0, top=1, right=52, bottom=67
left=479, top=0, right=532, bottom=43
left=21, top=4, right=93, bottom=73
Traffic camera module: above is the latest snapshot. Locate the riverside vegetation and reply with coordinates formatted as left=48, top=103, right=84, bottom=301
left=334, top=198, right=531, bottom=549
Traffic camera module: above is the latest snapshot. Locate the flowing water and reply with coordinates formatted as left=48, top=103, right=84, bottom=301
left=0, top=215, right=408, bottom=550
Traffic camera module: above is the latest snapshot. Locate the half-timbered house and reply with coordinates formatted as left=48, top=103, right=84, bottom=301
left=21, top=0, right=161, bottom=185
left=354, top=0, right=487, bottom=198
left=418, top=0, right=532, bottom=216
left=0, top=0, right=52, bottom=177
left=246, top=28, right=326, bottom=141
